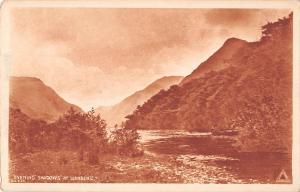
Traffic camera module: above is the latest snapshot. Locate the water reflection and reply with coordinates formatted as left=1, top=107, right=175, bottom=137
left=138, top=130, right=292, bottom=183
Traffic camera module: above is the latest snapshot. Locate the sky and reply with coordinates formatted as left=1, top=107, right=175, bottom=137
left=10, top=8, right=290, bottom=111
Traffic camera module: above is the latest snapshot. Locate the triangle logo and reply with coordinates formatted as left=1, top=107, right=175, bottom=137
left=275, top=169, right=290, bottom=183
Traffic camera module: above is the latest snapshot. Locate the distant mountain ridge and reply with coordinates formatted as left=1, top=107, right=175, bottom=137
left=96, top=76, right=183, bottom=126
left=10, top=76, right=83, bottom=122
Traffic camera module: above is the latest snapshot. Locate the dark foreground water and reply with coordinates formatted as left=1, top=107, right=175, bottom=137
left=138, top=130, right=292, bottom=183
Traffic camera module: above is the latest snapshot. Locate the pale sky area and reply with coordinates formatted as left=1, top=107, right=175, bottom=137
left=10, top=8, right=290, bottom=111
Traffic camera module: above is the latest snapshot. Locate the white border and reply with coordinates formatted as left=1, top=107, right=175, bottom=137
left=1, top=0, right=300, bottom=191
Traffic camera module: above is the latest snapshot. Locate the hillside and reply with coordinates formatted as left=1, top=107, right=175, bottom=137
left=10, top=76, right=83, bottom=122
left=96, top=76, right=183, bottom=126
left=125, top=14, right=292, bottom=152
left=180, top=37, right=248, bottom=85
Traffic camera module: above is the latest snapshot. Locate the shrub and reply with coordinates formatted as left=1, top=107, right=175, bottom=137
left=109, top=123, right=143, bottom=157
left=10, top=107, right=143, bottom=166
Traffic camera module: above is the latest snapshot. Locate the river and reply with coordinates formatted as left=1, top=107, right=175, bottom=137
left=137, top=130, right=292, bottom=183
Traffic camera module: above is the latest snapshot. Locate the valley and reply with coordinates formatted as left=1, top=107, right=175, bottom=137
left=8, top=13, right=293, bottom=184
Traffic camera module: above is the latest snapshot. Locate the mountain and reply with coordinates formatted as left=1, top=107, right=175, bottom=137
left=180, top=38, right=248, bottom=85
left=96, top=76, right=183, bottom=126
left=125, top=14, right=292, bottom=153
left=10, top=76, right=83, bottom=122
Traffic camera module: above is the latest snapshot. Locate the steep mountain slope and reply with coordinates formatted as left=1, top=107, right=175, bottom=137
left=96, top=76, right=183, bottom=126
left=125, top=14, right=292, bottom=152
left=180, top=38, right=248, bottom=85
left=10, top=76, right=83, bottom=122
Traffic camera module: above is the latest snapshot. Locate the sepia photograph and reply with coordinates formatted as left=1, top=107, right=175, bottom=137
left=0, top=0, right=299, bottom=191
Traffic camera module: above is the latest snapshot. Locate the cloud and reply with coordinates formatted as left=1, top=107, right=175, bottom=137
left=11, top=45, right=108, bottom=111
left=10, top=8, right=291, bottom=110
left=11, top=40, right=166, bottom=111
